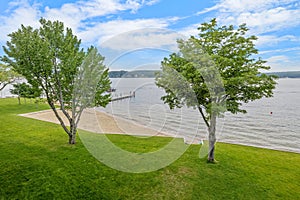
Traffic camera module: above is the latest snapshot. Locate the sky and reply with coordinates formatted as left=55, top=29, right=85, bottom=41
left=0, top=0, right=299, bottom=72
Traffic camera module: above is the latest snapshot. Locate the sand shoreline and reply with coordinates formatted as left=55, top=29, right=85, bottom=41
left=18, top=108, right=300, bottom=153
left=19, top=108, right=176, bottom=138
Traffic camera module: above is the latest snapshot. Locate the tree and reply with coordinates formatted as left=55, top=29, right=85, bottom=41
left=2, top=18, right=111, bottom=144
left=0, top=63, right=20, bottom=91
left=156, top=19, right=277, bottom=162
left=10, top=83, right=42, bottom=105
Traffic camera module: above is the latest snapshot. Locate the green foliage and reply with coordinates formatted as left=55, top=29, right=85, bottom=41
left=10, top=83, right=42, bottom=100
left=82, top=46, right=111, bottom=107
left=195, top=18, right=277, bottom=114
left=0, top=98, right=299, bottom=199
left=2, top=19, right=84, bottom=102
left=0, top=63, right=20, bottom=91
left=156, top=18, right=277, bottom=120
left=1, top=18, right=111, bottom=143
left=73, top=47, right=111, bottom=107
left=2, top=18, right=85, bottom=104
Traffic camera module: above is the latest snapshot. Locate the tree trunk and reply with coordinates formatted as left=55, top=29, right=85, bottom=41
left=47, top=100, right=75, bottom=144
left=69, top=133, right=76, bottom=144
left=208, top=112, right=217, bottom=162
left=69, top=119, right=77, bottom=144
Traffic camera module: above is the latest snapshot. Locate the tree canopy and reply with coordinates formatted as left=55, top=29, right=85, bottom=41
left=156, top=18, right=277, bottom=162
left=2, top=18, right=111, bottom=144
left=0, top=63, right=20, bottom=91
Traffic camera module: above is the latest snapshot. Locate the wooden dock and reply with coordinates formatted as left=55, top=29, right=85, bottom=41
left=111, top=92, right=135, bottom=102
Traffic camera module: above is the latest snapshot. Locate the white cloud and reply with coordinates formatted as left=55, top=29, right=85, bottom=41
left=268, top=55, right=290, bottom=63
left=100, top=28, right=183, bottom=51
left=260, top=46, right=300, bottom=55
left=0, top=0, right=162, bottom=44
left=43, top=0, right=160, bottom=22
left=256, top=35, right=300, bottom=47
left=43, top=0, right=161, bottom=33
left=78, top=0, right=134, bottom=17
left=212, top=0, right=298, bottom=13
left=77, top=17, right=181, bottom=49
left=197, top=0, right=300, bottom=34
left=267, top=55, right=300, bottom=71
left=145, top=0, right=160, bottom=6
left=0, top=0, right=41, bottom=43
left=196, top=4, right=221, bottom=15
left=44, top=4, right=85, bottom=31
left=178, top=23, right=201, bottom=37
left=233, top=7, right=300, bottom=34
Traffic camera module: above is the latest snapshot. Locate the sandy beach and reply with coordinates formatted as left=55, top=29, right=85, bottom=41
left=19, top=108, right=170, bottom=138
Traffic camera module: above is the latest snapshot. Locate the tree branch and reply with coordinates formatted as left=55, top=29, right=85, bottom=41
left=53, top=58, right=72, bottom=123
left=45, top=90, right=71, bottom=137
left=197, top=105, right=210, bottom=128
left=0, top=81, right=13, bottom=91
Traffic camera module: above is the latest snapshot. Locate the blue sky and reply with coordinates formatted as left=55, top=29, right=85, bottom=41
left=0, top=0, right=299, bottom=72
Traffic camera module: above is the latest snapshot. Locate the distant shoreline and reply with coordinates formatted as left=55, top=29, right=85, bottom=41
left=265, top=71, right=300, bottom=78
left=109, top=70, right=300, bottom=78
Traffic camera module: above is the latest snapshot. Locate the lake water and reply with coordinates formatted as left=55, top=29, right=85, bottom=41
left=2, top=77, right=298, bottom=153
left=97, top=78, right=300, bottom=153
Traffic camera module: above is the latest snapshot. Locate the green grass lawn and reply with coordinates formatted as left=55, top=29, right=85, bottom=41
left=0, top=98, right=299, bottom=199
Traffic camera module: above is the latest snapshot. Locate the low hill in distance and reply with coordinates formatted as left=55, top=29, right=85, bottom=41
left=109, top=70, right=300, bottom=78
left=109, top=70, right=159, bottom=78
left=265, top=71, right=300, bottom=78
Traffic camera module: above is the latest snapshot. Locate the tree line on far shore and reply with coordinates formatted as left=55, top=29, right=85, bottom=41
left=108, top=70, right=159, bottom=78
left=265, top=71, right=300, bottom=78
left=109, top=70, right=300, bottom=78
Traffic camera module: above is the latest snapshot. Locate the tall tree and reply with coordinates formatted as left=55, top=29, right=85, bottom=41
left=2, top=18, right=111, bottom=144
left=156, top=19, right=277, bottom=162
left=0, top=63, right=20, bottom=91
